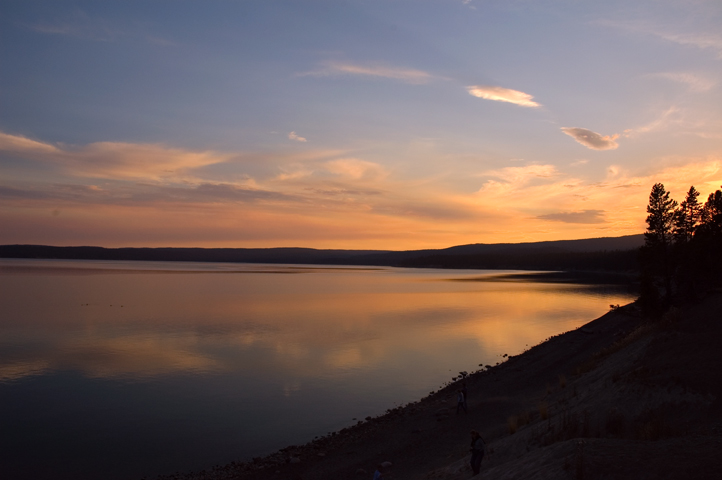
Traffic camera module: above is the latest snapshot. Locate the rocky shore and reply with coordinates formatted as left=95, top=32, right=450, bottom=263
left=152, top=291, right=722, bottom=480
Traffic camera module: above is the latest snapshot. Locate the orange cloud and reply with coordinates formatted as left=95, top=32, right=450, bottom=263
left=0, top=132, right=230, bottom=181
left=324, top=158, right=388, bottom=181
left=2, top=129, right=721, bottom=249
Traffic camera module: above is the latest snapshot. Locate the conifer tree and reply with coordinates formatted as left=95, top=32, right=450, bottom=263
left=673, top=186, right=701, bottom=243
left=698, top=187, right=722, bottom=238
left=691, top=186, right=722, bottom=288
left=642, top=183, right=677, bottom=307
left=645, top=183, right=678, bottom=249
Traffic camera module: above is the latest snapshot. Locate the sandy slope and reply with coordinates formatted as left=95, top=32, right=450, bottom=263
left=154, top=291, right=722, bottom=480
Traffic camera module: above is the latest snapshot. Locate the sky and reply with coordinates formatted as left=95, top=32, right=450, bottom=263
left=1, top=0, right=722, bottom=250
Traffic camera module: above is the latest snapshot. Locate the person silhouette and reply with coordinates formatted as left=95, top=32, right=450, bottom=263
left=456, top=389, right=467, bottom=414
left=469, top=430, right=485, bottom=475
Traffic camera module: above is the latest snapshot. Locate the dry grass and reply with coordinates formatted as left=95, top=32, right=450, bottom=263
left=575, top=440, right=586, bottom=480
left=538, top=401, right=549, bottom=420
left=519, top=410, right=531, bottom=426
left=635, top=407, right=673, bottom=441
left=508, top=415, right=518, bottom=434
left=508, top=409, right=533, bottom=435
left=575, top=324, right=655, bottom=376
left=605, top=408, right=626, bottom=437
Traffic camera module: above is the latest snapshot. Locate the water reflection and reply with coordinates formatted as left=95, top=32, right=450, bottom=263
left=0, top=259, right=636, bottom=479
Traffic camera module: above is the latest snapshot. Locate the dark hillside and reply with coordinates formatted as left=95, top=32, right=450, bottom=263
left=0, top=234, right=644, bottom=272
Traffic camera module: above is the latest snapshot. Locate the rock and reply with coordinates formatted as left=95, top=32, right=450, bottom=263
left=381, top=461, right=393, bottom=468
left=356, top=468, right=367, bottom=475
left=289, top=457, right=301, bottom=464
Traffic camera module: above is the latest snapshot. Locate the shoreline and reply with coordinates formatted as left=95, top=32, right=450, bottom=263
left=154, top=304, right=633, bottom=479
left=152, top=290, right=722, bottom=480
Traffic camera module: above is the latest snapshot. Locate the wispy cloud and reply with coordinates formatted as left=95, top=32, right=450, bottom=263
left=647, top=72, right=715, bottom=92
left=298, top=61, right=435, bottom=84
left=0, top=181, right=295, bottom=206
left=467, top=85, right=541, bottom=107
left=598, top=19, right=722, bottom=58
left=623, top=106, right=679, bottom=137
left=482, top=164, right=558, bottom=183
left=474, top=164, right=559, bottom=197
left=561, top=127, right=619, bottom=151
left=28, top=11, right=174, bottom=45
left=536, top=210, right=606, bottom=224
left=655, top=31, right=722, bottom=58
left=0, top=132, right=228, bottom=181
left=324, top=158, right=388, bottom=181
left=0, top=131, right=60, bottom=155
left=288, top=131, right=307, bottom=142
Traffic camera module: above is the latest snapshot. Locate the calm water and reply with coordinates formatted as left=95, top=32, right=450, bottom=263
left=0, top=259, right=636, bottom=479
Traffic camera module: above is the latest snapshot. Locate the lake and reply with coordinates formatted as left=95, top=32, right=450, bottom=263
left=0, top=259, right=636, bottom=479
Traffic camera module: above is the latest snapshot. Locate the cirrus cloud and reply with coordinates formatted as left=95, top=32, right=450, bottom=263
left=536, top=210, right=606, bottom=224
left=298, top=61, right=435, bottom=85
left=561, top=127, right=619, bottom=151
left=650, top=72, right=715, bottom=92
left=0, top=131, right=230, bottom=180
left=467, top=85, right=541, bottom=107
left=597, top=19, right=722, bottom=59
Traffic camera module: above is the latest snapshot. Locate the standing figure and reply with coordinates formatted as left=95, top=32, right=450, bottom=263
left=373, top=464, right=384, bottom=480
left=456, top=389, right=467, bottom=414
left=461, top=382, right=468, bottom=411
left=469, top=430, right=485, bottom=475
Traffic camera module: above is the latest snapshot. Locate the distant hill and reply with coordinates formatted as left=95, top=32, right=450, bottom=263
left=0, top=234, right=644, bottom=272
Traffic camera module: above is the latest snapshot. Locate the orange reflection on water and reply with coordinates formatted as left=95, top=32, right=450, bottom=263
left=0, top=260, right=635, bottom=385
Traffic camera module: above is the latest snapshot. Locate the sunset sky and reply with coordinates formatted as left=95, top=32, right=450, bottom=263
left=1, top=0, right=721, bottom=249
